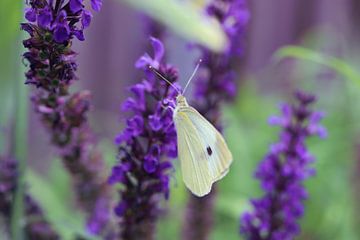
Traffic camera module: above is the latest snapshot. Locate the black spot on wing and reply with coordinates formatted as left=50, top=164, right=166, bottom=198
left=207, top=146, right=212, bottom=156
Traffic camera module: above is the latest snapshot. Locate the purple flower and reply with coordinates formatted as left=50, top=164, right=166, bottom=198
left=25, top=8, right=36, bottom=22
left=53, top=23, right=70, bottom=43
left=23, top=0, right=100, bottom=45
left=81, top=10, right=92, bottom=29
left=70, top=0, right=83, bottom=13
left=91, top=0, right=102, bottom=12
left=135, top=37, right=165, bottom=69
left=37, top=7, right=52, bottom=28
left=149, top=113, right=163, bottom=131
left=73, top=30, right=85, bottom=41
left=86, top=198, right=111, bottom=236
left=240, top=91, right=326, bottom=240
left=193, top=1, right=250, bottom=116
left=127, top=115, right=144, bottom=136
left=108, top=37, right=179, bottom=239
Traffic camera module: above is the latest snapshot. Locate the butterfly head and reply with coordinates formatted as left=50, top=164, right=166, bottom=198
left=176, top=95, right=188, bottom=107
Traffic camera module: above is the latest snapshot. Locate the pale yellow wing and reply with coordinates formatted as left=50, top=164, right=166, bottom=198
left=174, top=106, right=233, bottom=197
left=182, top=107, right=233, bottom=181
left=175, top=110, right=213, bottom=196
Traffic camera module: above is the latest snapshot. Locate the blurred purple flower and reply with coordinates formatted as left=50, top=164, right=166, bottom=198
left=82, top=10, right=93, bottom=28
left=0, top=159, right=59, bottom=239
left=108, top=37, right=179, bottom=240
left=135, top=37, right=165, bottom=69
left=194, top=0, right=250, bottom=124
left=91, top=0, right=103, bottom=12
left=240, top=91, right=326, bottom=240
left=21, top=0, right=112, bottom=237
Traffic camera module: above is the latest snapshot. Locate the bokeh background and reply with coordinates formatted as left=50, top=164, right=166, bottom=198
left=1, top=0, right=360, bottom=239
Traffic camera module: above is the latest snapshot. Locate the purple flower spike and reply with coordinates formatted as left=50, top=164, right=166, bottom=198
left=109, top=37, right=179, bottom=240
left=240, top=90, right=326, bottom=240
left=193, top=0, right=250, bottom=123
left=22, top=0, right=111, bottom=238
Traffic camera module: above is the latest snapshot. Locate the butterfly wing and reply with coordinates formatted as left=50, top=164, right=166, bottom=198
left=174, top=106, right=233, bottom=197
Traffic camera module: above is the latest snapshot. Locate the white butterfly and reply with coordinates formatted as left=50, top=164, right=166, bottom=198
left=149, top=62, right=233, bottom=197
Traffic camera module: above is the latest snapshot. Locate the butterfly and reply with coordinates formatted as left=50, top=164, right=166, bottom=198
left=149, top=61, right=233, bottom=197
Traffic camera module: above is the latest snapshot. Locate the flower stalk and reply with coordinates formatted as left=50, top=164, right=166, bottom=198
left=21, top=0, right=111, bottom=235
left=108, top=37, right=179, bottom=240
left=10, top=22, right=29, bottom=240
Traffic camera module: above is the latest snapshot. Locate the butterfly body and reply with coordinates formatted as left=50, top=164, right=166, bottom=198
left=173, top=95, right=233, bottom=197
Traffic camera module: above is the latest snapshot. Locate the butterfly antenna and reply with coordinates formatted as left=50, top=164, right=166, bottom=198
left=182, top=59, right=202, bottom=95
left=148, top=65, right=181, bottom=94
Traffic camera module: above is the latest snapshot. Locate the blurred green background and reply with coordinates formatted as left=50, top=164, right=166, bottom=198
left=1, top=0, right=360, bottom=239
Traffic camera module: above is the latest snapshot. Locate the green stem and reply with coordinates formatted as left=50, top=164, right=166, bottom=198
left=10, top=33, right=28, bottom=240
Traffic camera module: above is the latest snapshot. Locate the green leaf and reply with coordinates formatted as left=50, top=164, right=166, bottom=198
left=0, top=0, right=22, bottom=50
left=26, top=170, right=101, bottom=240
left=47, top=159, right=73, bottom=204
left=4, top=2, right=28, bottom=238
left=0, top=0, right=23, bottom=155
left=273, top=46, right=360, bottom=88
left=120, top=0, right=228, bottom=52
left=98, top=139, right=118, bottom=170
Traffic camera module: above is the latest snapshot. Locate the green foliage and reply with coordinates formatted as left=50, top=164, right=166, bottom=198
left=272, top=43, right=359, bottom=238
left=0, top=0, right=22, bottom=51
left=300, top=86, right=359, bottom=239
left=212, top=84, right=279, bottom=240
left=2, top=3, right=359, bottom=239
left=156, top=73, right=360, bottom=239
left=157, top=83, right=280, bottom=240
left=0, top=2, right=29, bottom=239
left=120, top=0, right=228, bottom=52
left=274, top=46, right=360, bottom=88
left=98, top=139, right=118, bottom=171
left=26, top=167, right=101, bottom=240
left=0, top=0, right=23, bottom=155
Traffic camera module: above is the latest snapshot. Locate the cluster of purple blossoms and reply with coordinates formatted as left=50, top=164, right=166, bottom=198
left=240, top=91, right=326, bottom=240
left=22, top=0, right=102, bottom=90
left=0, top=159, right=59, bottom=239
left=108, top=37, right=179, bottom=239
left=24, top=0, right=101, bottom=43
left=21, top=0, right=112, bottom=236
left=194, top=0, right=250, bottom=127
